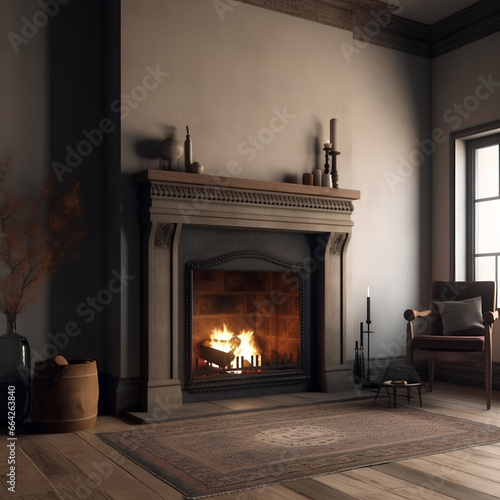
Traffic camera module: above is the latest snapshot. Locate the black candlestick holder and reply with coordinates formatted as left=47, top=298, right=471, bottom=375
left=330, top=150, right=340, bottom=189
left=360, top=320, right=377, bottom=389
left=323, top=147, right=331, bottom=175
left=323, top=148, right=340, bottom=188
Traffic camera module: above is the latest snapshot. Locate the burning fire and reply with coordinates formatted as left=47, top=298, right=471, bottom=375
left=208, top=324, right=261, bottom=369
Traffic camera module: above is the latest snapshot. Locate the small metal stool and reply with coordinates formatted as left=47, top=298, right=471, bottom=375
left=376, top=380, right=423, bottom=408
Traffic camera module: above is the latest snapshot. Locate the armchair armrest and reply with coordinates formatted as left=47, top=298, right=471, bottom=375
left=483, top=310, right=499, bottom=325
left=404, top=309, right=432, bottom=322
left=405, top=309, right=432, bottom=364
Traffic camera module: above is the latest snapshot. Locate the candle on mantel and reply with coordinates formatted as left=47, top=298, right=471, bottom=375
left=367, top=286, right=371, bottom=324
left=323, top=140, right=332, bottom=149
left=330, top=118, right=338, bottom=151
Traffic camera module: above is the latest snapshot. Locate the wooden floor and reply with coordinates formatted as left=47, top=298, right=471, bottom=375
left=3, top=382, right=500, bottom=499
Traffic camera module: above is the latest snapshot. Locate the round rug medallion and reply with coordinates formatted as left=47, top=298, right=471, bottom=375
left=255, top=425, right=339, bottom=447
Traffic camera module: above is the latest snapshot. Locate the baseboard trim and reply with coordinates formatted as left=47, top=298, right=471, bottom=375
left=98, top=373, right=141, bottom=416
left=97, top=360, right=499, bottom=415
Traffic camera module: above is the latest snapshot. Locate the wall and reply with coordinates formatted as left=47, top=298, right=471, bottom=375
left=120, top=0, right=432, bottom=380
left=0, top=0, right=50, bottom=353
left=48, top=0, right=110, bottom=370
left=350, top=43, right=432, bottom=370
left=1, top=1, right=113, bottom=381
left=432, top=31, right=500, bottom=359
left=120, top=1, right=353, bottom=179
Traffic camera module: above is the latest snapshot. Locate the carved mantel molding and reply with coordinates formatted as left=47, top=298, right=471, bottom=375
left=146, top=181, right=355, bottom=213
left=154, top=223, right=175, bottom=248
left=135, top=170, right=360, bottom=233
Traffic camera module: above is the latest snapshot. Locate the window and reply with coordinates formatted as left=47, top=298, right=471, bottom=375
left=466, top=134, right=500, bottom=294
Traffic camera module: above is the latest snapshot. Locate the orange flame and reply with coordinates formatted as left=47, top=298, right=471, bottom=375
left=209, top=324, right=261, bottom=369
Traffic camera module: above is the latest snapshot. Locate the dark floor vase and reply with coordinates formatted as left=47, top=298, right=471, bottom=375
left=0, top=321, right=31, bottom=423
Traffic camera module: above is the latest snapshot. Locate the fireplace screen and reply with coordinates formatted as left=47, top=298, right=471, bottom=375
left=185, top=252, right=308, bottom=392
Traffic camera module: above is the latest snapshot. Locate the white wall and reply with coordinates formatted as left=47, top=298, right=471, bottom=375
left=432, top=32, right=500, bottom=359
left=120, top=0, right=354, bottom=178
left=350, top=44, right=432, bottom=366
left=120, top=0, right=432, bottom=376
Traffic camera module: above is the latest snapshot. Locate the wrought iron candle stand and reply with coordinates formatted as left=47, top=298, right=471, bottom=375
left=360, top=320, right=378, bottom=389
left=323, top=148, right=340, bottom=188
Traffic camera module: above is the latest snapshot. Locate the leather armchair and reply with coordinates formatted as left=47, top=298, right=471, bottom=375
left=405, top=281, right=498, bottom=409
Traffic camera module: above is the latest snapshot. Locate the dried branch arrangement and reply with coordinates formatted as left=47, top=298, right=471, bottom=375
left=0, top=156, right=84, bottom=321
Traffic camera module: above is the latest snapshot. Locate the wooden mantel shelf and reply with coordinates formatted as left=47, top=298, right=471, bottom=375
left=134, top=170, right=360, bottom=201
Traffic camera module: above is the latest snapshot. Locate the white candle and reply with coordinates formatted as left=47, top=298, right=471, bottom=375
left=330, top=118, right=338, bottom=151
left=367, top=286, right=371, bottom=323
left=323, top=141, right=332, bottom=149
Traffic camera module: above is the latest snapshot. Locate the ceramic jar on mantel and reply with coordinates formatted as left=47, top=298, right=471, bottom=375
left=0, top=318, right=31, bottom=423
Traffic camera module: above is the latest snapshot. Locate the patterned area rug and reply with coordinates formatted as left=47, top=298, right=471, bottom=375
left=98, top=400, right=500, bottom=499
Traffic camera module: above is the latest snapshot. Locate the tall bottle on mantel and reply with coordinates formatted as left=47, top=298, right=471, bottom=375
left=184, top=126, right=192, bottom=172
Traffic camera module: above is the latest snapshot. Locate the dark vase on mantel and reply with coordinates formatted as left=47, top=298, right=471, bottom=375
left=0, top=319, right=31, bottom=423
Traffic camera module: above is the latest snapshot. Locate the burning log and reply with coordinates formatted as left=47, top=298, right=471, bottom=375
left=199, top=344, right=235, bottom=369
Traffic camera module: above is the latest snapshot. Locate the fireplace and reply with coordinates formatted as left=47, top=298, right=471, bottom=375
left=135, top=170, right=359, bottom=413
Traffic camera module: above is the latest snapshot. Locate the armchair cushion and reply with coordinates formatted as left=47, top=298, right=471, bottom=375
left=412, top=335, right=484, bottom=351
left=434, top=296, right=485, bottom=336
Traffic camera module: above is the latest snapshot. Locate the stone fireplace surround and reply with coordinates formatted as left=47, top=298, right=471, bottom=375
left=135, top=170, right=360, bottom=415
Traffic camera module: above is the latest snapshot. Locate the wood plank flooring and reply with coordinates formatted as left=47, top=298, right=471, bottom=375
left=2, top=382, right=500, bottom=499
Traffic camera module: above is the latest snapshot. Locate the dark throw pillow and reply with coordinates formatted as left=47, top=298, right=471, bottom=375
left=434, top=296, right=485, bottom=336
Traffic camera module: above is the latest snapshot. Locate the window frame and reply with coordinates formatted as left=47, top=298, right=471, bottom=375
left=465, top=134, right=500, bottom=281
left=450, top=120, right=500, bottom=282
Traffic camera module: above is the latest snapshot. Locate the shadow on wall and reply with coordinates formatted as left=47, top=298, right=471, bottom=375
left=48, top=0, right=109, bottom=368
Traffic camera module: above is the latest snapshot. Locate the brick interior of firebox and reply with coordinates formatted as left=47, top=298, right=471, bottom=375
left=192, top=270, right=301, bottom=371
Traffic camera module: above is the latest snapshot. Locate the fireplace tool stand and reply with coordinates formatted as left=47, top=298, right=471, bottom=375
left=358, top=320, right=378, bottom=390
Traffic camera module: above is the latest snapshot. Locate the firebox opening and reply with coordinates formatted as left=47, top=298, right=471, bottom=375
left=184, top=250, right=312, bottom=395
left=192, top=270, right=302, bottom=377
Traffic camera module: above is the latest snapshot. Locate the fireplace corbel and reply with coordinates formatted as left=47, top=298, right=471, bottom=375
left=135, top=170, right=360, bottom=414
